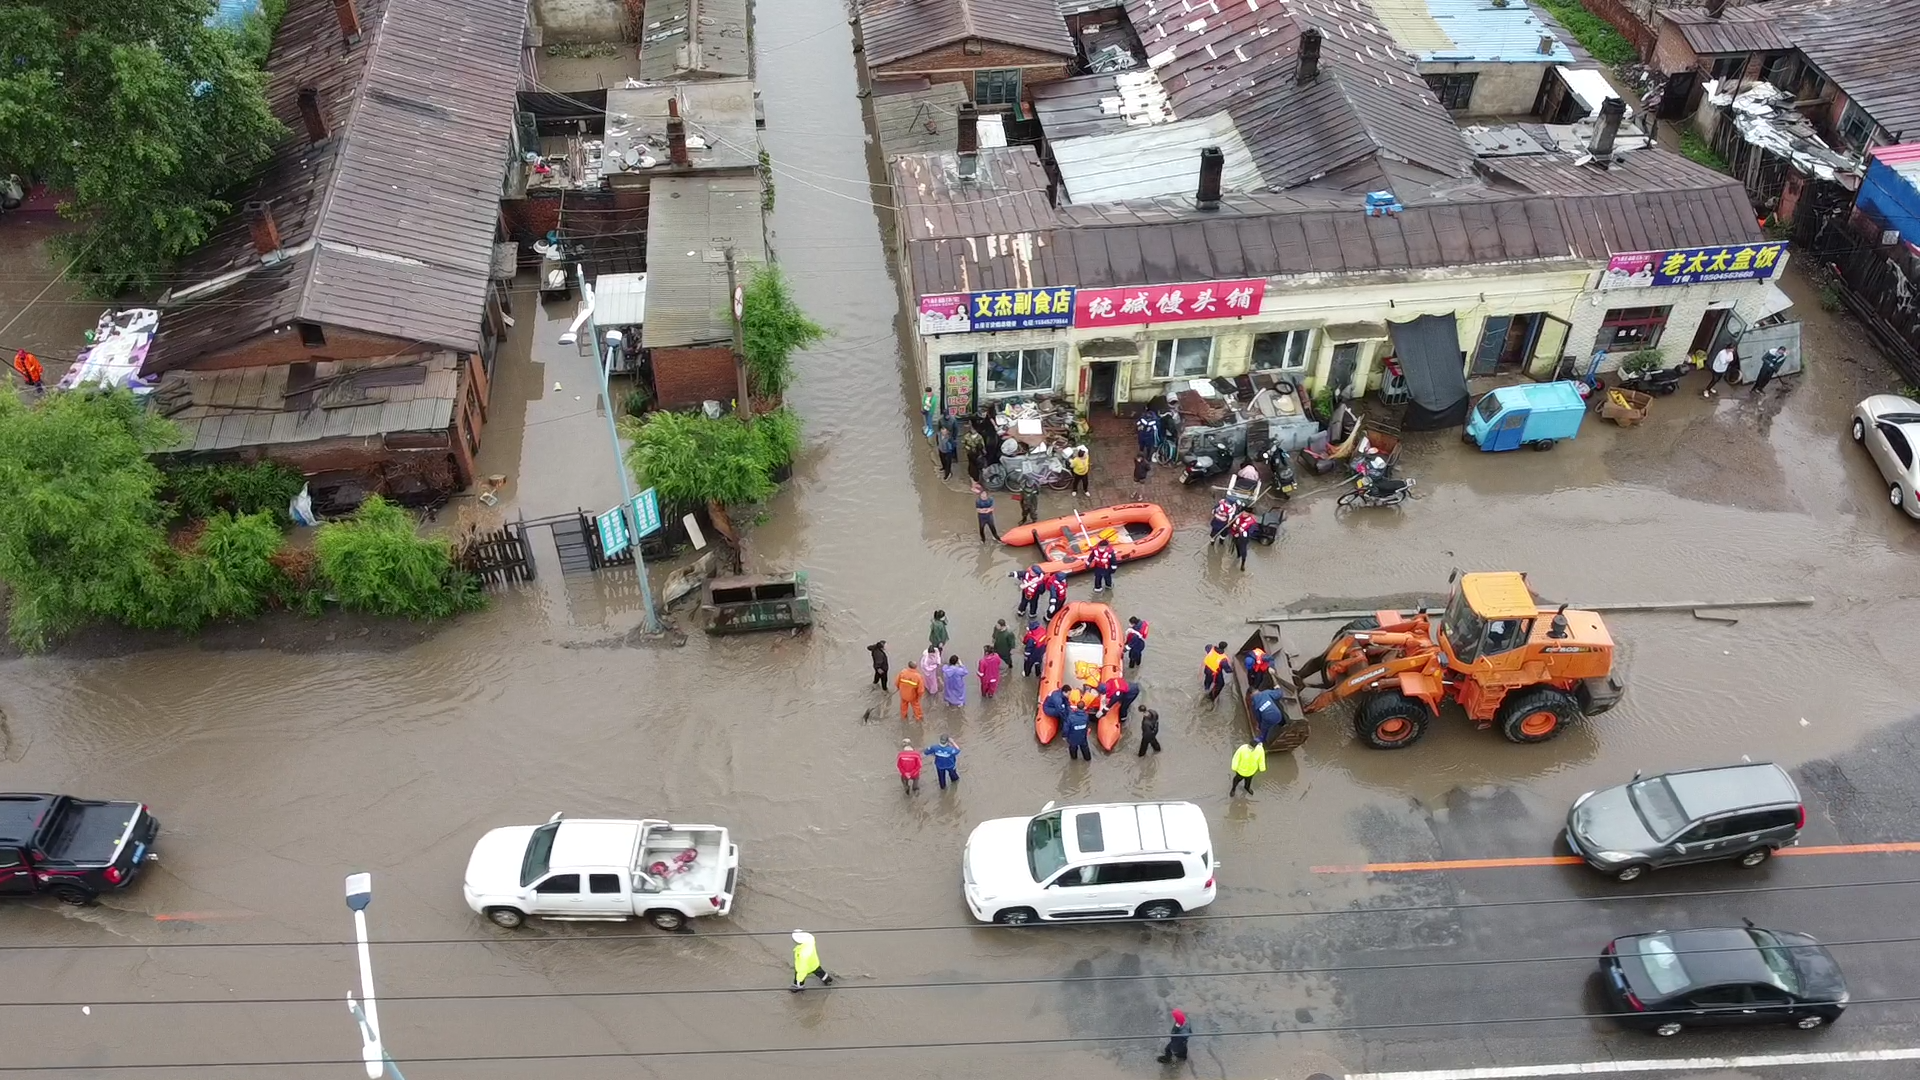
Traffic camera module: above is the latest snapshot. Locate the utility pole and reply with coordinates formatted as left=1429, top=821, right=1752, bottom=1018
left=344, top=873, right=407, bottom=1080
left=726, top=245, right=750, bottom=420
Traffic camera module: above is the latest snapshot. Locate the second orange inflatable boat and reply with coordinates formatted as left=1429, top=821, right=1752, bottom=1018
left=1001, top=502, right=1172, bottom=575
left=1034, top=601, right=1124, bottom=751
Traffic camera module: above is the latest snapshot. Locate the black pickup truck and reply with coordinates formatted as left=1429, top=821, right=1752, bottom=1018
left=0, top=793, right=159, bottom=905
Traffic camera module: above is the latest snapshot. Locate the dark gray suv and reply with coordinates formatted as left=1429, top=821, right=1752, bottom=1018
left=1566, top=764, right=1802, bottom=881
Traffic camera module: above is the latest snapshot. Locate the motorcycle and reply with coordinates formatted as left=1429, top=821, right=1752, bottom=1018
left=1259, top=441, right=1297, bottom=500
left=1180, top=434, right=1236, bottom=487
left=1337, top=475, right=1416, bottom=509
left=1615, top=362, right=1689, bottom=397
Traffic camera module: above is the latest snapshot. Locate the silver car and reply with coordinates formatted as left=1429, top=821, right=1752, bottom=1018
left=1566, top=763, right=1803, bottom=882
left=1850, top=395, right=1920, bottom=517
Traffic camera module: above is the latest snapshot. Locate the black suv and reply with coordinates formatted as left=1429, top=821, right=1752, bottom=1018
left=0, top=794, right=159, bottom=905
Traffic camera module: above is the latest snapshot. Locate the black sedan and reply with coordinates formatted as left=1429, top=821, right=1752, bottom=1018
left=1600, top=925, right=1848, bottom=1037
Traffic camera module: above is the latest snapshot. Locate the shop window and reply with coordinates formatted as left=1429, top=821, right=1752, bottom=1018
left=1596, top=306, right=1672, bottom=351
left=1152, top=336, right=1213, bottom=380
left=984, top=348, right=1057, bottom=395
left=975, top=69, right=1023, bottom=107
left=1251, top=328, right=1314, bottom=372
left=1422, top=73, right=1477, bottom=111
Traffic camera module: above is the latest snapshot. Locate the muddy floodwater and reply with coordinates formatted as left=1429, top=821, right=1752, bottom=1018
left=6, top=2, right=1920, bottom=1078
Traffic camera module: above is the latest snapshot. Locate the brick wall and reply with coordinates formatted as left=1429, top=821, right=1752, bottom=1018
left=501, top=193, right=564, bottom=247
left=652, top=345, right=739, bottom=408
left=155, top=325, right=429, bottom=373
left=871, top=40, right=1072, bottom=100
left=1650, top=18, right=1702, bottom=77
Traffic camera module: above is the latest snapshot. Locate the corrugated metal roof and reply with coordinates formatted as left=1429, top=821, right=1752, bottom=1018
left=638, top=0, right=751, bottom=81
left=642, top=176, right=768, bottom=349
left=1374, top=0, right=1573, bottom=63
left=1032, top=71, right=1176, bottom=141
left=156, top=0, right=527, bottom=369
left=160, top=352, right=462, bottom=452
left=873, top=83, right=1008, bottom=160
left=596, top=273, right=650, bottom=325
left=1657, top=5, right=1788, bottom=55
left=891, top=147, right=1059, bottom=243
left=604, top=80, right=760, bottom=177
left=1053, top=113, right=1262, bottom=204
left=1777, top=0, right=1920, bottom=141
left=859, top=0, right=1075, bottom=68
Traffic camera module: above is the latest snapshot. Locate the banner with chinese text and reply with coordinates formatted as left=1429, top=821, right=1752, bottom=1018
left=966, top=287, right=1076, bottom=331
left=1072, top=279, right=1266, bottom=329
left=1601, top=241, right=1789, bottom=288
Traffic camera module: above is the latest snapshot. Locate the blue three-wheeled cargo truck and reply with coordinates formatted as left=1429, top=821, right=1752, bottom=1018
left=1464, top=381, right=1588, bottom=452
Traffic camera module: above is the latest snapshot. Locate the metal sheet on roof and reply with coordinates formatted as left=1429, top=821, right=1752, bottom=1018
left=642, top=176, right=768, bottom=349
left=859, top=0, right=1075, bottom=68
left=1551, top=67, right=1632, bottom=120
left=1032, top=70, right=1176, bottom=141
left=638, top=0, right=751, bottom=81
left=1054, top=113, right=1263, bottom=204
left=1375, top=0, right=1573, bottom=62
left=1659, top=4, right=1789, bottom=56
left=605, top=80, right=760, bottom=178
left=596, top=273, right=650, bottom=326
left=873, top=84, right=1007, bottom=161
left=1777, top=0, right=1920, bottom=142
left=163, top=353, right=463, bottom=452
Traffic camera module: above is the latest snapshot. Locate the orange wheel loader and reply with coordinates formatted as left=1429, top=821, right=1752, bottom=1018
left=1292, top=571, right=1625, bottom=749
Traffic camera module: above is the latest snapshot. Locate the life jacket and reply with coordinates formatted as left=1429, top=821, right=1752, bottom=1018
left=1137, top=413, right=1158, bottom=434
left=1232, top=512, right=1257, bottom=537
left=1127, top=620, right=1149, bottom=645
left=1212, top=499, right=1234, bottom=522
left=1102, top=676, right=1131, bottom=700
left=11, top=350, right=42, bottom=382
left=1020, top=569, right=1043, bottom=597
left=1202, top=649, right=1225, bottom=674
left=897, top=669, right=924, bottom=696
left=1231, top=743, right=1268, bottom=777
left=793, top=936, right=822, bottom=979
left=1024, top=626, right=1048, bottom=649
left=1090, top=544, right=1115, bottom=569
left=1247, top=648, right=1269, bottom=674
left=1044, top=573, right=1066, bottom=597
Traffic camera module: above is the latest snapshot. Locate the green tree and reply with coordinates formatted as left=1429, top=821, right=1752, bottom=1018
left=0, top=388, right=178, bottom=649
left=624, top=408, right=802, bottom=508
left=314, top=496, right=483, bottom=619
left=739, top=265, right=827, bottom=398
left=0, top=0, right=286, bottom=294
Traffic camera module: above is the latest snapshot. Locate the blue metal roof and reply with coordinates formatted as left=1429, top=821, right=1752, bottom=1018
left=1375, top=0, right=1576, bottom=64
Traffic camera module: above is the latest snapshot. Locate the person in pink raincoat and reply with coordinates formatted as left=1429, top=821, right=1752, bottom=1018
left=976, top=645, right=1004, bottom=698
left=918, top=646, right=943, bottom=691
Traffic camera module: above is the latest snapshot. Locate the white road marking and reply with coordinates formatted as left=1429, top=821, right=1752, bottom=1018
left=1346, top=1047, right=1920, bottom=1080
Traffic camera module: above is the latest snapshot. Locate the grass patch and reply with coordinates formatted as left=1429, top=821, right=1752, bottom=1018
left=1677, top=127, right=1730, bottom=173
left=1531, top=0, right=1638, bottom=67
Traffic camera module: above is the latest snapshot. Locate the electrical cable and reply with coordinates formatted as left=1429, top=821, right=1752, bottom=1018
left=5, top=875, right=1917, bottom=952
left=6, top=931, right=1917, bottom=1010
left=5, top=995, right=1920, bottom=1071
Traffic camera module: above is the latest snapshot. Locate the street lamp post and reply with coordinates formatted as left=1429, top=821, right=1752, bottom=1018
left=344, top=873, right=407, bottom=1080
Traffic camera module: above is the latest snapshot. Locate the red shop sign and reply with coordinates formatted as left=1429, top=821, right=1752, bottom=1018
left=1071, top=279, right=1265, bottom=329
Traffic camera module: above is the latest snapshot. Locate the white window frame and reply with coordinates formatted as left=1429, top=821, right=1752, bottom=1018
left=1250, top=328, right=1315, bottom=373
left=982, top=347, right=1059, bottom=396
left=1151, top=336, right=1214, bottom=380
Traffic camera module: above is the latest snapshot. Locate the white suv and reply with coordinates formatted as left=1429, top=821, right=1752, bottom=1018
left=963, top=801, right=1216, bottom=925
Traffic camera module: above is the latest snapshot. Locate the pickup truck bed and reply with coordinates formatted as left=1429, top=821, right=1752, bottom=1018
left=637, top=828, right=727, bottom=895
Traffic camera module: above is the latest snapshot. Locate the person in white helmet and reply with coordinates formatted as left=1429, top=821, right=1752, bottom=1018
left=791, top=930, right=834, bottom=991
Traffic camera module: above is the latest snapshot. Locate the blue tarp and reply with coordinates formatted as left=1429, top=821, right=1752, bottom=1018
left=207, top=0, right=264, bottom=29
left=1857, top=147, right=1920, bottom=248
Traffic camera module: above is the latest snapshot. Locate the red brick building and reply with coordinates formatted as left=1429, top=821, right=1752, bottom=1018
left=858, top=0, right=1076, bottom=111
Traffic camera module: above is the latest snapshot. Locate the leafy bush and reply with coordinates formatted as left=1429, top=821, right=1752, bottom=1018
left=1819, top=284, right=1845, bottom=313
left=1530, top=0, right=1637, bottom=67
left=165, top=460, right=305, bottom=523
left=739, top=265, right=826, bottom=399
left=1677, top=127, right=1730, bottom=174
left=168, top=511, right=288, bottom=629
left=624, top=408, right=803, bottom=507
left=231, top=0, right=290, bottom=68
left=314, top=497, right=483, bottom=619
left=1619, top=349, right=1665, bottom=374
left=622, top=387, right=652, bottom=418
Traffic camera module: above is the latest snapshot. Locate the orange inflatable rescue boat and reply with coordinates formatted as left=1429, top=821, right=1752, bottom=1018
left=1001, top=502, right=1172, bottom=575
left=1034, top=602, right=1124, bottom=751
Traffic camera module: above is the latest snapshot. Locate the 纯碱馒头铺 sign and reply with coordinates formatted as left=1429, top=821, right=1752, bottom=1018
left=967, top=287, right=1076, bottom=331
left=918, top=293, right=971, bottom=335
left=1601, top=241, right=1789, bottom=288
left=1072, top=279, right=1266, bottom=328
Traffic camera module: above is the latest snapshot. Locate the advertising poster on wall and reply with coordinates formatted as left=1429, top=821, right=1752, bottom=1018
left=1600, top=241, right=1789, bottom=288
left=917, top=293, right=971, bottom=335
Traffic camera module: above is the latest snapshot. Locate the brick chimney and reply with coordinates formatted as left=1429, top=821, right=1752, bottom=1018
left=333, top=0, right=362, bottom=45
left=666, top=96, right=690, bottom=167
left=1588, top=96, right=1627, bottom=157
left=246, top=200, right=283, bottom=260
left=1297, top=27, right=1323, bottom=84
left=1196, top=146, right=1223, bottom=212
left=957, top=102, right=979, bottom=180
left=297, top=87, right=329, bottom=145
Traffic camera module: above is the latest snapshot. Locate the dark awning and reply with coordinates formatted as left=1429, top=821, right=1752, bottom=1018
left=1389, top=314, right=1470, bottom=431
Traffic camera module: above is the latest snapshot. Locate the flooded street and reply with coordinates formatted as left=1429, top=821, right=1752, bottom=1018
left=8, top=3, right=1920, bottom=1078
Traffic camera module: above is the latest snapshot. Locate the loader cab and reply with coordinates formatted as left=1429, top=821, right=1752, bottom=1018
left=1442, top=572, right=1540, bottom=667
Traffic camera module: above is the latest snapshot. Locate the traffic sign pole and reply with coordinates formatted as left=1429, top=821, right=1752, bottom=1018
left=578, top=264, right=661, bottom=632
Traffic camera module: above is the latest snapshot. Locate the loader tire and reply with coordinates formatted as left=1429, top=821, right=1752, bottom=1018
left=1498, top=687, right=1580, bottom=744
left=1356, top=692, right=1430, bottom=749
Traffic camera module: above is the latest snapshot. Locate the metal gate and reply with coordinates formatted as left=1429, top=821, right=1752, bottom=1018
left=508, top=509, right=638, bottom=579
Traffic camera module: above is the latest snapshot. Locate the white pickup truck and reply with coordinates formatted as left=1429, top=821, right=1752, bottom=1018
left=463, top=813, right=738, bottom=931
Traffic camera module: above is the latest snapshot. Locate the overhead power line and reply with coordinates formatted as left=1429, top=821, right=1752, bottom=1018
left=6, top=874, right=1916, bottom=952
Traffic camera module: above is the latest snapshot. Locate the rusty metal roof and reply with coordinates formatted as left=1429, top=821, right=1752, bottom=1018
left=891, top=148, right=1059, bottom=243
left=155, top=0, right=528, bottom=368
left=642, top=176, right=768, bottom=349
left=1656, top=5, right=1788, bottom=56
left=158, top=352, right=461, bottom=453
left=1031, top=71, right=1176, bottom=141
left=859, top=0, right=1076, bottom=67
left=1777, top=0, right=1920, bottom=140
left=605, top=79, right=761, bottom=176
left=638, top=0, right=752, bottom=81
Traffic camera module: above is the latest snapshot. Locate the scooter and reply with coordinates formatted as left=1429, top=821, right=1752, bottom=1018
left=1616, top=362, right=1689, bottom=397
left=1260, top=442, right=1297, bottom=500
left=1180, top=434, right=1236, bottom=486
left=1337, top=475, right=1415, bottom=509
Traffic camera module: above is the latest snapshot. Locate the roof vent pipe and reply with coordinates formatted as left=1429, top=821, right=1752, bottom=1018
left=1706, top=0, right=1726, bottom=18
left=957, top=102, right=980, bottom=180
left=1588, top=96, right=1627, bottom=158
left=332, top=0, right=363, bottom=45
left=297, top=87, right=329, bottom=145
left=1297, top=27, right=1323, bottom=84
left=1536, top=32, right=1556, bottom=54
left=1196, top=146, right=1224, bottom=211
left=666, top=96, right=690, bottom=167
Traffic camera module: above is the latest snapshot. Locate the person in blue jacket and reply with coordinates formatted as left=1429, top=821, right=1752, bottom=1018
left=923, top=735, right=962, bottom=789
left=1062, top=695, right=1093, bottom=763
left=1022, top=619, right=1048, bottom=677
left=1250, top=686, right=1289, bottom=744
left=1042, top=685, right=1070, bottom=721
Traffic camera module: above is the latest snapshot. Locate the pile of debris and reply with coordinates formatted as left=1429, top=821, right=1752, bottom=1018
left=1710, top=78, right=1863, bottom=184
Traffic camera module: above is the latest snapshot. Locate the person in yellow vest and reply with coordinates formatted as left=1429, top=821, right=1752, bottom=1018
left=1068, top=443, right=1091, bottom=497
left=1201, top=641, right=1230, bottom=705
left=791, top=930, right=834, bottom=991
left=1229, top=739, right=1266, bottom=796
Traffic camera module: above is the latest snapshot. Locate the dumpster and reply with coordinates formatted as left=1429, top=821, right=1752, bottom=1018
left=1464, top=381, right=1587, bottom=451
left=700, top=572, right=812, bottom=634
